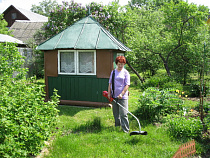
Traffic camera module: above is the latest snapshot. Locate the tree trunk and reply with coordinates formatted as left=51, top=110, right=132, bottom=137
left=158, top=53, right=171, bottom=76
left=164, top=62, right=171, bottom=77
left=126, top=59, right=144, bottom=83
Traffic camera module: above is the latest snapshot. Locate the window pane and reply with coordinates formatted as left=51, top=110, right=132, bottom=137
left=60, top=52, right=75, bottom=73
left=79, top=52, right=94, bottom=73
left=11, top=13, right=17, bottom=19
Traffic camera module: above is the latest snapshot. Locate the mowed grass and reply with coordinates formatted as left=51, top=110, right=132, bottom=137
left=42, top=87, right=182, bottom=158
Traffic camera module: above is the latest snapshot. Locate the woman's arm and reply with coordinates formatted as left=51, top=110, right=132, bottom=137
left=108, top=83, right=112, bottom=99
left=118, top=85, right=129, bottom=99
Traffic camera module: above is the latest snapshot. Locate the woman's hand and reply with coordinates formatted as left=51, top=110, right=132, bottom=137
left=118, top=93, right=123, bottom=99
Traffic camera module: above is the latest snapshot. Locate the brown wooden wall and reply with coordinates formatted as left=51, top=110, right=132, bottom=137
left=96, top=50, right=113, bottom=78
left=44, top=50, right=58, bottom=99
left=3, top=6, right=28, bottom=27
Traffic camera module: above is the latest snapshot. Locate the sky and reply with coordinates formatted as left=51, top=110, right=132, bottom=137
left=0, top=0, right=210, bottom=13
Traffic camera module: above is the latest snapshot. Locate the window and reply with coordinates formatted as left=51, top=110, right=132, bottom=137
left=58, top=50, right=96, bottom=75
left=60, top=51, right=75, bottom=74
left=11, top=13, right=17, bottom=19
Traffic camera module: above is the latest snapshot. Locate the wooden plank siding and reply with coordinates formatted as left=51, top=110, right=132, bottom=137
left=48, top=75, right=109, bottom=103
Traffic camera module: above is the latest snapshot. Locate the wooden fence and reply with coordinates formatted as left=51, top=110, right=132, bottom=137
left=172, top=139, right=196, bottom=158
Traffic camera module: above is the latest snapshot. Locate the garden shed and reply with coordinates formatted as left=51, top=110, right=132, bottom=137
left=37, top=16, right=131, bottom=107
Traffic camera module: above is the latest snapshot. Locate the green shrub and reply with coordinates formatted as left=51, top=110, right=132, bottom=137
left=135, top=87, right=183, bottom=122
left=130, top=74, right=142, bottom=88
left=0, top=43, right=27, bottom=80
left=183, top=83, right=209, bottom=97
left=0, top=43, right=60, bottom=157
left=166, top=115, right=203, bottom=139
left=0, top=80, right=60, bottom=157
left=142, top=75, right=171, bottom=90
left=162, top=81, right=183, bottom=91
left=183, top=83, right=200, bottom=97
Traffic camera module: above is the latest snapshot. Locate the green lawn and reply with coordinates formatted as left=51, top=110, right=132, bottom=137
left=41, top=87, right=183, bottom=158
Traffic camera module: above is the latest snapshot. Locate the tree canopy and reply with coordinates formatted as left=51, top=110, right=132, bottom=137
left=126, top=1, right=209, bottom=83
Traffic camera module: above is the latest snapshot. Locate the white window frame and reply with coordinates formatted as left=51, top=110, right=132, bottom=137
left=77, top=50, right=96, bottom=75
left=58, top=50, right=96, bottom=75
left=58, top=50, right=76, bottom=75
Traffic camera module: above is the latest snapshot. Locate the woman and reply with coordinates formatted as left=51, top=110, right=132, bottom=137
left=108, top=56, right=130, bottom=133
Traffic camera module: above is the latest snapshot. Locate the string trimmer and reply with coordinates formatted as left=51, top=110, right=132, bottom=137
left=102, top=91, right=147, bottom=136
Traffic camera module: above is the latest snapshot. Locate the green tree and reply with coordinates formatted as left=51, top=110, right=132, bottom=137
left=31, top=0, right=58, bottom=17
left=126, top=8, right=164, bottom=77
left=127, top=1, right=209, bottom=81
left=0, top=14, right=9, bottom=34
left=35, top=0, right=88, bottom=41
left=129, top=0, right=181, bottom=10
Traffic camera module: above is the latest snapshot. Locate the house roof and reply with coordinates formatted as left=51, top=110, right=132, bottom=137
left=3, top=5, right=48, bottom=22
left=0, top=33, right=25, bottom=45
left=37, top=16, right=131, bottom=51
left=9, top=21, right=45, bottom=42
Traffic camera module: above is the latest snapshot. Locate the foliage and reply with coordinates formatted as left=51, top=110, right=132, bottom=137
left=31, top=0, right=58, bottom=17
left=129, top=0, right=181, bottom=10
left=0, top=14, right=10, bottom=35
left=0, top=43, right=27, bottom=80
left=32, top=49, right=44, bottom=78
left=142, top=74, right=171, bottom=89
left=135, top=87, right=183, bottom=122
left=183, top=83, right=200, bottom=97
left=140, top=69, right=183, bottom=90
left=166, top=115, right=203, bottom=139
left=0, top=43, right=60, bottom=157
left=126, top=1, right=209, bottom=81
left=126, top=8, right=163, bottom=76
left=95, top=1, right=131, bottom=43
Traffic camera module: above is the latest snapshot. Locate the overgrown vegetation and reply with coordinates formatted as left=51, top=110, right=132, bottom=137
left=135, top=87, right=184, bottom=122
left=0, top=43, right=60, bottom=157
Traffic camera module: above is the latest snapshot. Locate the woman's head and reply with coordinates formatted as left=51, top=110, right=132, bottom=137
left=115, top=56, right=126, bottom=64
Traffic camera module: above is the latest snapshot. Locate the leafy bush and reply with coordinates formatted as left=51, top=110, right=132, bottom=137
left=135, top=87, right=183, bottom=122
left=183, top=83, right=201, bottom=97
left=162, top=81, right=183, bottom=91
left=130, top=74, right=142, bottom=88
left=142, top=75, right=171, bottom=90
left=0, top=43, right=27, bottom=80
left=0, top=43, right=60, bottom=157
left=166, top=115, right=203, bottom=139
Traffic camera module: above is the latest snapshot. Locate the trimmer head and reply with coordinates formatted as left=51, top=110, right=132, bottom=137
left=130, top=131, right=148, bottom=136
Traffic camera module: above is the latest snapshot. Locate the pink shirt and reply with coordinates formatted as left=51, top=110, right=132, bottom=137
left=109, top=68, right=130, bottom=99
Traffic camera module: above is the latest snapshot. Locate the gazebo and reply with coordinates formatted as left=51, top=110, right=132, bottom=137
left=37, top=16, right=131, bottom=107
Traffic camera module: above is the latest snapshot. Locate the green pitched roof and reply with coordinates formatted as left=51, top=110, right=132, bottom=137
left=37, top=16, right=131, bottom=51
